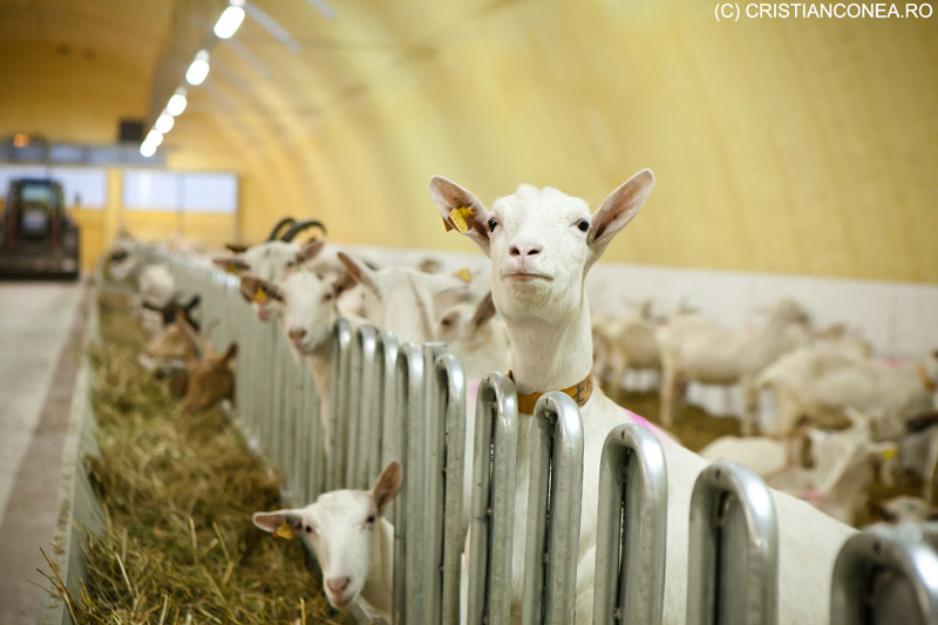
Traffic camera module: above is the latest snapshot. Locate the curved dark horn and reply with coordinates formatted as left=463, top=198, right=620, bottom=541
left=281, top=219, right=327, bottom=242
left=267, top=217, right=297, bottom=241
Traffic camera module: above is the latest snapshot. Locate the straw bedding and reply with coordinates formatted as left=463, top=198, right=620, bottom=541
left=42, top=291, right=350, bottom=625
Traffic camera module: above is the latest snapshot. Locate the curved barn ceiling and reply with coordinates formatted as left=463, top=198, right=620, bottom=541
left=2, top=1, right=937, bottom=282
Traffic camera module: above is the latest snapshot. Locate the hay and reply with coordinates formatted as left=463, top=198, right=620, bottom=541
left=42, top=291, right=351, bottom=625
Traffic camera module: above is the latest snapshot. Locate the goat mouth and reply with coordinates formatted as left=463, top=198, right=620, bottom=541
left=502, top=272, right=552, bottom=282
left=328, top=592, right=353, bottom=609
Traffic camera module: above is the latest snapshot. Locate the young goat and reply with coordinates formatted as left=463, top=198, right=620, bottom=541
left=656, top=299, right=812, bottom=433
left=430, top=169, right=855, bottom=625
left=252, top=461, right=401, bottom=621
left=758, top=347, right=938, bottom=440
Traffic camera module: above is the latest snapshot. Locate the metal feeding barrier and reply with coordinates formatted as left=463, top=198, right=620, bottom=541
left=593, top=423, right=668, bottom=625
left=143, top=249, right=938, bottom=625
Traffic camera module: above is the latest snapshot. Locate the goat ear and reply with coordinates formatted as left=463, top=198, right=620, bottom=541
left=337, top=252, right=380, bottom=295
left=252, top=509, right=303, bottom=533
left=295, top=240, right=325, bottom=265
left=588, top=169, right=655, bottom=261
left=429, top=176, right=493, bottom=254
left=372, top=461, right=403, bottom=515
left=222, top=342, right=238, bottom=364
left=214, top=256, right=250, bottom=274
left=470, top=293, right=497, bottom=330
left=240, top=275, right=283, bottom=304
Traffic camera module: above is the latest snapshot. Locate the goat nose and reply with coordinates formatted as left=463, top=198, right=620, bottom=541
left=509, top=242, right=542, bottom=257
left=289, top=328, right=306, bottom=342
left=326, top=576, right=350, bottom=594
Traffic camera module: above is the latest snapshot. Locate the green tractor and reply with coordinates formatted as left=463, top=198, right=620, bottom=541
left=0, top=178, right=80, bottom=280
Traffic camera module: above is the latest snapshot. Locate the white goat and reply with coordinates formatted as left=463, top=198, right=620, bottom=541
left=757, top=347, right=938, bottom=440
left=252, top=461, right=401, bottom=621
left=656, top=299, right=811, bottom=433
left=772, top=411, right=898, bottom=524
left=336, top=252, right=470, bottom=344
left=700, top=435, right=792, bottom=478
left=874, top=496, right=938, bottom=525
left=592, top=307, right=661, bottom=391
left=430, top=169, right=854, bottom=625
left=242, top=250, right=468, bottom=468
left=436, top=293, right=511, bottom=380
left=138, top=264, right=175, bottom=336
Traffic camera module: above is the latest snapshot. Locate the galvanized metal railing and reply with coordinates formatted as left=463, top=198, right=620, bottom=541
left=593, top=423, right=668, bottom=625
left=687, top=460, right=780, bottom=625
left=522, top=392, right=585, bottom=625
left=141, top=246, right=938, bottom=625
left=426, top=353, right=468, bottom=625
left=467, top=373, right=520, bottom=625
left=831, top=523, right=938, bottom=625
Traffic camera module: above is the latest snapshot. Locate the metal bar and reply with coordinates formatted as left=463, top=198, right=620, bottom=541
left=426, top=353, right=467, bottom=625
left=522, top=392, right=585, bottom=625
left=592, top=423, right=668, bottom=625
left=348, top=325, right=379, bottom=490
left=376, top=331, right=399, bottom=472
left=392, top=343, right=427, bottom=625
left=467, top=373, right=519, bottom=625
left=687, top=461, right=779, bottom=625
left=329, top=318, right=352, bottom=490
left=831, top=523, right=938, bottom=625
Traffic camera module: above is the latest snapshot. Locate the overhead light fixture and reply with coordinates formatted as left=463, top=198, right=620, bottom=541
left=214, top=0, right=246, bottom=39
left=140, top=129, right=163, bottom=157
left=145, top=130, right=164, bottom=147
left=185, top=50, right=210, bottom=85
left=166, top=88, right=188, bottom=116
left=155, top=112, right=175, bottom=134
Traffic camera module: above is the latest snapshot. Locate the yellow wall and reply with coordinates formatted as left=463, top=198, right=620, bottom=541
left=165, top=3, right=937, bottom=283
left=4, top=5, right=936, bottom=282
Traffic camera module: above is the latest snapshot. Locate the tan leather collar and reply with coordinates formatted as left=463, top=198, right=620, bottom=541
left=508, top=371, right=594, bottom=414
left=917, top=364, right=937, bottom=393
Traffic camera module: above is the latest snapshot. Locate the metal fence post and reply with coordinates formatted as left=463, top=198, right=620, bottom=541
left=467, top=373, right=519, bottom=625
left=329, top=318, right=352, bottom=491
left=687, top=461, right=779, bottom=625
left=348, top=325, right=379, bottom=490
left=831, top=523, right=938, bottom=625
left=593, top=423, right=668, bottom=625
left=426, top=353, right=467, bottom=625
left=392, top=343, right=427, bottom=625
left=521, top=392, right=585, bottom=625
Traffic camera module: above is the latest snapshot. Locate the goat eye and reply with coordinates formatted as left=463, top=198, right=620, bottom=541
left=576, top=219, right=590, bottom=233
left=366, top=515, right=376, bottom=524
left=305, top=525, right=314, bottom=534
left=323, top=293, right=333, bottom=302
left=487, top=218, right=498, bottom=233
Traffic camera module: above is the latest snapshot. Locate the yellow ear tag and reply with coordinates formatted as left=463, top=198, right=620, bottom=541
left=453, top=268, right=472, bottom=283
left=881, top=447, right=897, bottom=461
left=274, top=521, right=294, bottom=540
left=448, top=206, right=474, bottom=234
left=225, top=262, right=239, bottom=274
left=254, top=288, right=268, bottom=304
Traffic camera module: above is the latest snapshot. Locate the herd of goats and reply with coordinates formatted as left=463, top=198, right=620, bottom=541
left=99, top=171, right=938, bottom=623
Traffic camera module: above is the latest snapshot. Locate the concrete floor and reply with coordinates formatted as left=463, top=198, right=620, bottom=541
left=0, top=281, right=86, bottom=625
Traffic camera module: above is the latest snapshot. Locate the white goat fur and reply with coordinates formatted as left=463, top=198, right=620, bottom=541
left=430, top=169, right=854, bottom=625
left=758, top=347, right=938, bottom=439
left=137, top=264, right=175, bottom=336
left=252, top=462, right=401, bottom=621
left=656, top=300, right=811, bottom=433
